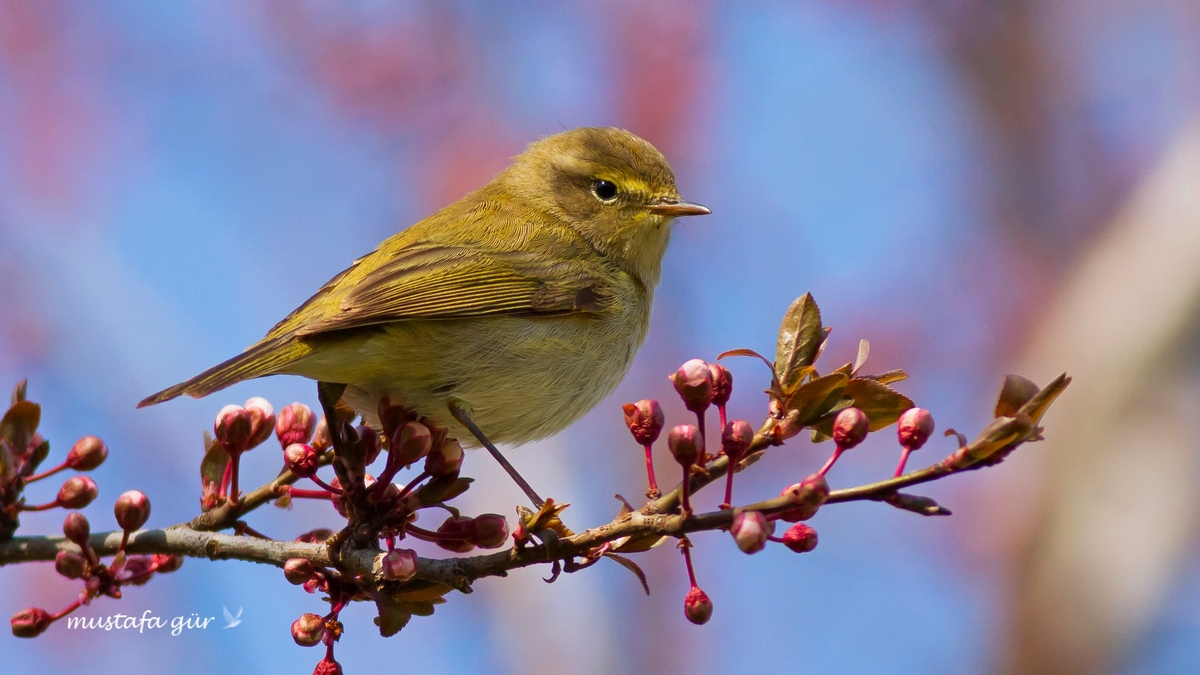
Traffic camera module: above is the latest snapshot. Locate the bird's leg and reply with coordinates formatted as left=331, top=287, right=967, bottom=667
left=448, top=401, right=544, bottom=508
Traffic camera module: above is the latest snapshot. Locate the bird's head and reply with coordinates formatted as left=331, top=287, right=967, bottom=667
left=499, top=127, right=709, bottom=288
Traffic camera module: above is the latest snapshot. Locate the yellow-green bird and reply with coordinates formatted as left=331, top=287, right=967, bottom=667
left=140, top=127, right=708, bottom=501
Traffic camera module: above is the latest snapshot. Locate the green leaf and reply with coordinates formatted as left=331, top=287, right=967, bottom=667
left=861, top=369, right=908, bottom=385
left=995, top=375, right=1040, bottom=418
left=1017, top=373, right=1071, bottom=425
left=853, top=339, right=870, bottom=374
left=808, top=377, right=913, bottom=438
left=774, top=294, right=825, bottom=391
left=843, top=378, right=914, bottom=431
left=787, top=372, right=849, bottom=426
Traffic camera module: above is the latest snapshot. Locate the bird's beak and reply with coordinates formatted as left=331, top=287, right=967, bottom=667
left=647, top=197, right=711, bottom=217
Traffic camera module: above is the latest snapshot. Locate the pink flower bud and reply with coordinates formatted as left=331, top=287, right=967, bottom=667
left=897, top=407, right=934, bottom=451
left=470, top=514, right=510, bottom=549
left=832, top=407, right=869, bottom=449
left=284, top=558, right=317, bottom=585
left=709, top=363, right=733, bottom=407
left=353, top=424, right=380, bottom=466
left=781, top=523, right=818, bottom=553
left=622, top=399, right=665, bottom=446
left=778, top=473, right=830, bottom=522
left=311, top=417, right=332, bottom=452
left=284, top=443, right=320, bottom=478
left=114, top=490, right=151, bottom=532
left=275, top=403, right=317, bottom=448
left=62, top=512, right=90, bottom=547
left=683, top=586, right=713, bottom=625
left=122, top=555, right=155, bottom=585
left=667, top=424, right=702, bottom=468
left=244, top=397, right=276, bottom=449
left=66, top=435, right=108, bottom=471
left=381, top=548, right=418, bottom=581
left=10, top=607, right=52, bottom=638
left=152, top=554, right=182, bottom=573
left=670, top=359, right=715, bottom=414
left=424, top=438, right=463, bottom=478
left=313, top=657, right=343, bottom=675
left=730, top=510, right=773, bottom=554
left=393, top=422, right=433, bottom=466
left=291, top=612, right=325, bottom=647
left=57, top=476, right=98, bottom=509
left=435, top=517, right=476, bottom=553
left=721, top=420, right=754, bottom=461
left=55, top=550, right=86, bottom=579
left=214, top=405, right=253, bottom=451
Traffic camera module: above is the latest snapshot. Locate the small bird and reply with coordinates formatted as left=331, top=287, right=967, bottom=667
left=140, top=127, right=708, bottom=503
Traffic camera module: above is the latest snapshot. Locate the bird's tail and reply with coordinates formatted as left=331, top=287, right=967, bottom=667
left=137, top=337, right=312, bottom=408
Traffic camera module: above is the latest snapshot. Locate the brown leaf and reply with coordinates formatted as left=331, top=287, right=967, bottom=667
left=0, top=400, right=40, bottom=459
left=612, top=532, right=667, bottom=554
left=718, top=348, right=777, bottom=379
left=10, top=379, right=27, bottom=406
left=605, top=553, right=651, bottom=595
left=373, top=595, right=412, bottom=637
left=200, top=434, right=229, bottom=486
left=995, top=375, right=1040, bottom=418
left=774, top=294, right=826, bottom=392
left=853, top=339, right=870, bottom=374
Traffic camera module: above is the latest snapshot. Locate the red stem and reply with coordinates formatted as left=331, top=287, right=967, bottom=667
left=219, top=459, right=232, bottom=498
left=228, top=452, right=242, bottom=505
left=397, top=471, right=429, bottom=500
left=310, top=474, right=341, bottom=494
left=19, top=500, right=61, bottom=512
left=643, top=445, right=659, bottom=497
left=288, top=487, right=336, bottom=500
left=721, top=460, right=736, bottom=509
left=681, top=465, right=692, bottom=515
left=406, top=524, right=466, bottom=543
left=682, top=543, right=699, bottom=588
left=50, top=598, right=84, bottom=622
left=25, top=461, right=68, bottom=483
left=817, top=446, right=846, bottom=477
left=893, top=448, right=913, bottom=478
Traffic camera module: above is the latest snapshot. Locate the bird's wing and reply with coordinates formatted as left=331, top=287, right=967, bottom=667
left=223, top=607, right=233, bottom=622
left=281, top=242, right=611, bottom=337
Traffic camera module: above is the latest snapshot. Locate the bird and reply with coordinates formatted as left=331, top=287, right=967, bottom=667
left=222, top=605, right=242, bottom=629
left=139, top=127, right=709, bottom=504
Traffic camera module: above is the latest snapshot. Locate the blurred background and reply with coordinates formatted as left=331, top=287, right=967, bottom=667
left=2, top=1, right=1199, bottom=673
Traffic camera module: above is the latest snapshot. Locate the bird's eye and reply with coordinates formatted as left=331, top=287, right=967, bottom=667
left=591, top=179, right=618, bottom=202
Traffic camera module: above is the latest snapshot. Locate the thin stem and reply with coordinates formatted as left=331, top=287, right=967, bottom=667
left=227, top=452, right=242, bottom=506
left=893, top=448, right=913, bottom=478
left=25, top=462, right=67, bottom=484
left=49, top=598, right=84, bottom=622
left=289, top=488, right=336, bottom=500
left=721, top=463, right=735, bottom=510
left=643, top=445, right=660, bottom=498
left=680, top=466, right=692, bottom=515
left=817, top=446, right=845, bottom=477
left=397, top=471, right=429, bottom=500
left=682, top=541, right=699, bottom=588
left=19, top=500, right=60, bottom=512
left=310, top=474, right=341, bottom=494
